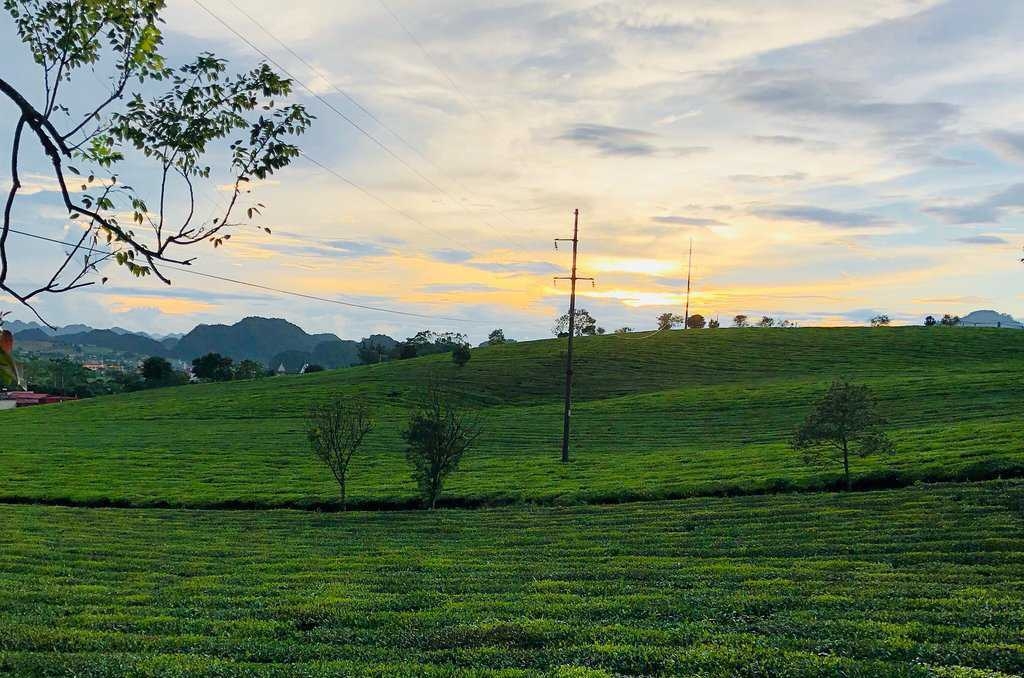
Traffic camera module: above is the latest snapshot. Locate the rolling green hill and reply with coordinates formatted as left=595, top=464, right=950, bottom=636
left=3, top=326, right=1022, bottom=510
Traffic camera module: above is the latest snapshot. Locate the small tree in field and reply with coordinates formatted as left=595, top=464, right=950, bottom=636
left=452, top=343, right=471, bottom=367
left=870, top=314, right=891, bottom=327
left=733, top=314, right=750, bottom=328
left=686, top=313, right=706, bottom=329
left=792, top=380, right=895, bottom=490
left=487, top=329, right=507, bottom=345
left=306, top=396, right=374, bottom=510
left=657, top=312, right=683, bottom=331
left=403, top=383, right=482, bottom=509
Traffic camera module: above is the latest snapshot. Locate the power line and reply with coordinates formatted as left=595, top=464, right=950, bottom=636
left=298, top=152, right=452, bottom=241
left=8, top=228, right=496, bottom=325
left=192, top=0, right=526, bottom=251
left=222, top=0, right=440, bottom=181
left=192, top=0, right=447, bottom=199
left=375, top=0, right=486, bottom=120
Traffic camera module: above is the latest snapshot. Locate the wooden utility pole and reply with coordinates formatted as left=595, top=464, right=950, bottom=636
left=683, top=237, right=693, bottom=329
left=554, top=209, right=593, bottom=463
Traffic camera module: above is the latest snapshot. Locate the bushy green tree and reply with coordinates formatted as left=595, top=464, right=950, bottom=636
left=792, top=380, right=895, bottom=490
left=733, top=314, right=750, bottom=328
left=487, top=329, right=507, bottom=345
left=233, top=359, right=264, bottom=380
left=403, top=383, right=481, bottom=509
left=452, top=343, right=471, bottom=367
left=191, top=353, right=232, bottom=382
left=553, top=309, right=599, bottom=337
left=686, top=313, right=706, bottom=329
left=657, top=313, right=683, bottom=331
left=140, top=356, right=173, bottom=385
left=357, top=340, right=388, bottom=365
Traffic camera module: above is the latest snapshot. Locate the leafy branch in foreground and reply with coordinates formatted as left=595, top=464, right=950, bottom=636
left=1, top=0, right=312, bottom=325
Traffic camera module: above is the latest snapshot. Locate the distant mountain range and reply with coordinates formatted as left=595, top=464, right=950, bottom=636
left=7, top=316, right=400, bottom=368
left=5, top=319, right=179, bottom=340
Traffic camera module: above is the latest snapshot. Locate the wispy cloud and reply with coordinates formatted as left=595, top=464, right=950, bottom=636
left=651, top=215, right=726, bottom=227
left=557, top=123, right=708, bottom=157
left=925, top=183, right=1024, bottom=224
left=952, top=235, right=1009, bottom=245
left=753, top=205, right=885, bottom=228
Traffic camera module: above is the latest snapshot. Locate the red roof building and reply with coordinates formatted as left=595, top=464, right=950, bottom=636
left=2, top=391, right=77, bottom=407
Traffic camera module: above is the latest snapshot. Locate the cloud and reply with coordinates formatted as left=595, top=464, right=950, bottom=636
left=106, top=295, right=218, bottom=315
left=556, top=123, right=708, bottom=157
left=725, top=68, right=958, bottom=140
left=651, top=215, right=726, bottom=227
left=420, top=283, right=501, bottom=294
left=430, top=249, right=475, bottom=264
left=925, top=183, right=1024, bottom=224
left=984, top=130, right=1024, bottom=162
left=730, top=172, right=807, bottom=184
left=557, top=123, right=659, bottom=156
left=752, top=135, right=809, bottom=146
left=468, top=260, right=562, bottom=275
left=753, top=205, right=885, bottom=228
left=952, top=235, right=1009, bottom=245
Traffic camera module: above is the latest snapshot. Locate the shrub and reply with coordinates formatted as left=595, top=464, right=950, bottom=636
left=452, top=343, right=471, bottom=367
left=403, top=383, right=481, bottom=509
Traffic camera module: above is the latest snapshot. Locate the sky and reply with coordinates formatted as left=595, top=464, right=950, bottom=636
left=2, top=0, right=1023, bottom=342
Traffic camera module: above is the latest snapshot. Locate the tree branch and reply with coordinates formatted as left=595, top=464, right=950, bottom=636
left=1, top=116, right=26, bottom=286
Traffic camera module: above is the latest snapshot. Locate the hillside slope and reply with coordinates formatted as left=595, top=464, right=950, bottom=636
left=2, top=327, right=1022, bottom=509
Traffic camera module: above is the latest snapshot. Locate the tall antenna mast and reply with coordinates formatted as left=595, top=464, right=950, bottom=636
left=683, top=237, right=693, bottom=329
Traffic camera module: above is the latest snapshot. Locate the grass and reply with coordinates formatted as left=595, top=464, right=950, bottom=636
left=2, top=327, right=1023, bottom=509
left=0, top=481, right=1021, bottom=677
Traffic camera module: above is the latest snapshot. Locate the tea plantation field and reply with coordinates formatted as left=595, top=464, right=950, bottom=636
left=3, top=327, right=1023, bottom=509
left=0, top=482, right=1021, bottom=677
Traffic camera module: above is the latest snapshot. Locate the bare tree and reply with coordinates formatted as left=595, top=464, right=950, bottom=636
left=403, top=382, right=482, bottom=509
left=307, top=396, right=374, bottom=510
left=1, top=1, right=312, bottom=325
